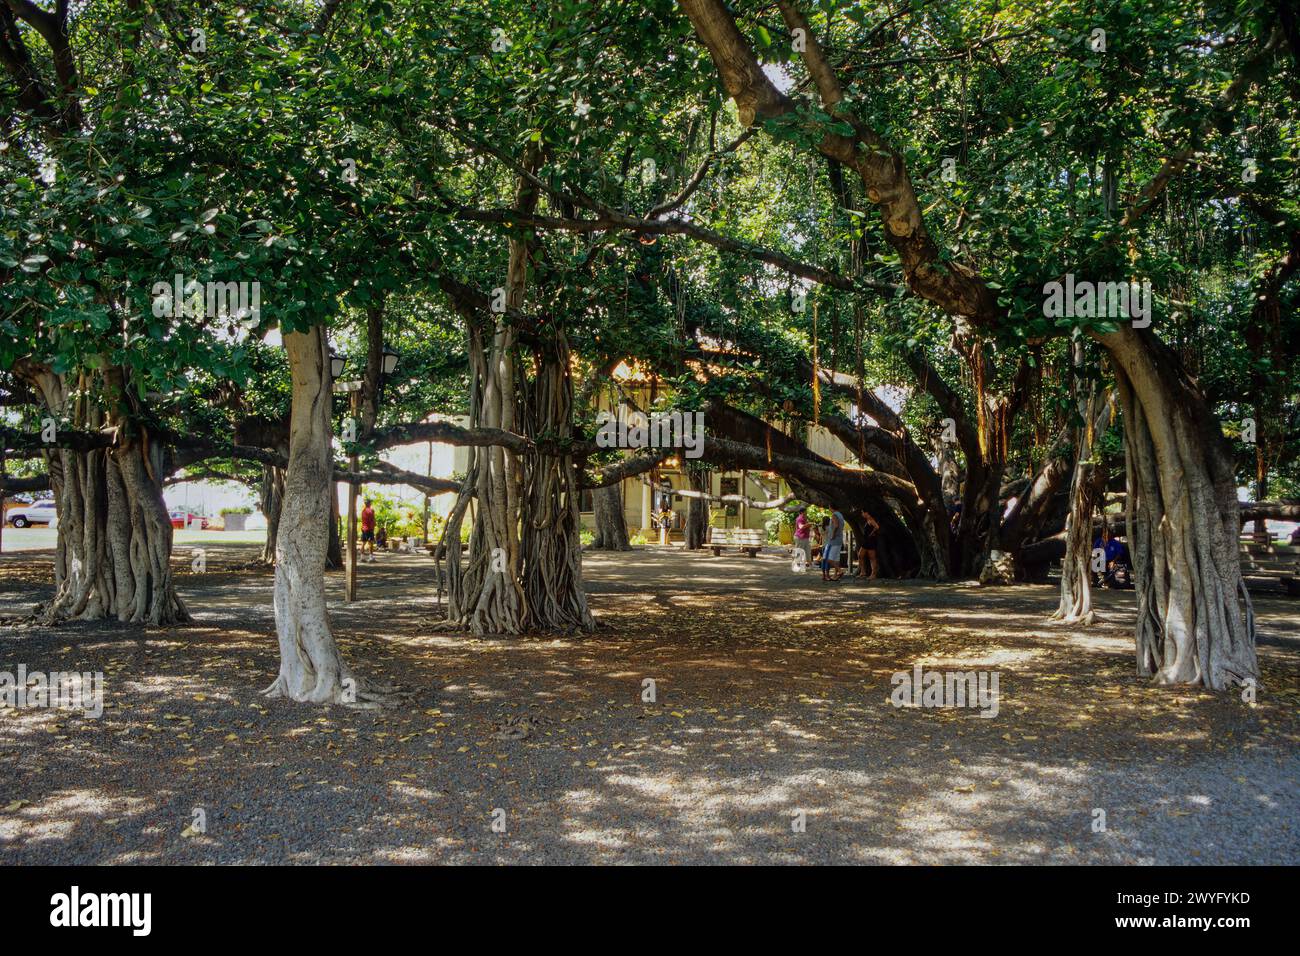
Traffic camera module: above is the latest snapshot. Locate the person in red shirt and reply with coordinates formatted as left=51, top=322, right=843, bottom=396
left=360, top=498, right=377, bottom=560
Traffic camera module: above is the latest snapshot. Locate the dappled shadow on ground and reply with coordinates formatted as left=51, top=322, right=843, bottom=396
left=1, top=544, right=1296, bottom=864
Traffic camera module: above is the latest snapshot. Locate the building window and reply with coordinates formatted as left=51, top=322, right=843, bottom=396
left=719, top=476, right=739, bottom=516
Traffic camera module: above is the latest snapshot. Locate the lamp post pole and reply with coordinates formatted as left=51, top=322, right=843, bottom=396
left=346, top=388, right=359, bottom=603
left=332, top=377, right=362, bottom=602
left=422, top=440, right=432, bottom=547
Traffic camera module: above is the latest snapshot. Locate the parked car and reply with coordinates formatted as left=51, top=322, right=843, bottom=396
left=169, top=510, right=209, bottom=530
left=6, top=499, right=57, bottom=528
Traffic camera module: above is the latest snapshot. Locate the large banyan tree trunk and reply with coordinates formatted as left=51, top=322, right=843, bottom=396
left=441, top=316, right=528, bottom=635
left=1052, top=383, right=1110, bottom=625
left=21, top=365, right=187, bottom=625
left=1101, top=327, right=1256, bottom=689
left=590, top=484, right=631, bottom=551
left=519, top=332, right=594, bottom=632
left=960, top=424, right=1012, bottom=582
left=440, top=144, right=591, bottom=636
left=266, top=327, right=377, bottom=705
left=440, top=316, right=594, bottom=635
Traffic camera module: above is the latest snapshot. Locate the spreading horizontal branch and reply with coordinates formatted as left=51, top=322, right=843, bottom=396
left=448, top=204, right=897, bottom=294
left=639, top=473, right=797, bottom=510
left=0, top=473, right=50, bottom=495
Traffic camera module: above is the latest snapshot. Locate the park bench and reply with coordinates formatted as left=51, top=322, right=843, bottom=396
left=1238, top=540, right=1300, bottom=597
left=425, top=542, right=469, bottom=558
left=708, top=526, right=764, bottom=558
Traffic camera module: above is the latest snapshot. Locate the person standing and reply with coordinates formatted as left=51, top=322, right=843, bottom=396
left=793, top=507, right=812, bottom=569
left=360, top=498, right=377, bottom=562
left=855, top=508, right=880, bottom=579
left=822, top=508, right=845, bottom=581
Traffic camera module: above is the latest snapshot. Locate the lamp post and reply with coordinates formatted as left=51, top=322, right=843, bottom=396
left=381, top=344, right=399, bottom=376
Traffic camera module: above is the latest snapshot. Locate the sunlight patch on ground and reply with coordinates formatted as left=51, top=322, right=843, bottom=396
left=920, top=648, right=1045, bottom=668
left=0, top=788, right=149, bottom=846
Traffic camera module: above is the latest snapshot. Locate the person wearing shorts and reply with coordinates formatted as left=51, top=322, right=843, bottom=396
left=360, top=498, right=377, bottom=561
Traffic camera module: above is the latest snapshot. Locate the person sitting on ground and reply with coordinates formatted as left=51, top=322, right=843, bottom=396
left=855, top=508, right=881, bottom=579
left=375, top=525, right=388, bottom=551
left=1093, top=525, right=1132, bottom=589
left=360, top=498, right=377, bottom=562
left=821, top=508, right=845, bottom=582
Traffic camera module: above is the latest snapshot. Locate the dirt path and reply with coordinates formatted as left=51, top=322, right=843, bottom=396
left=1, top=544, right=1296, bottom=864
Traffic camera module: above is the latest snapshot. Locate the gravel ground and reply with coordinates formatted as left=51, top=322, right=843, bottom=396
left=1, top=544, right=1297, bottom=865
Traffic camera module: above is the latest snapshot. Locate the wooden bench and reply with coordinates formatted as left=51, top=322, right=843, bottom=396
left=1238, top=541, right=1300, bottom=596
left=708, top=527, right=764, bottom=557
left=425, top=542, right=469, bottom=558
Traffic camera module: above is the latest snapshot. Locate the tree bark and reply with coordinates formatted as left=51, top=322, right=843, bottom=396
left=440, top=318, right=528, bottom=634
left=519, top=331, right=595, bottom=632
left=265, top=326, right=362, bottom=704
left=1102, top=327, right=1257, bottom=689
left=18, top=363, right=187, bottom=625
left=590, top=483, right=631, bottom=550
left=438, top=144, right=596, bottom=635
left=260, top=464, right=284, bottom=564
left=684, top=467, right=709, bottom=550
left=326, top=483, right=343, bottom=570
left=1052, top=373, right=1111, bottom=625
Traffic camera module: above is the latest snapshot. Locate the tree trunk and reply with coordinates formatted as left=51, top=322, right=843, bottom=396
left=20, top=365, right=187, bottom=625
left=1052, top=384, right=1109, bottom=625
left=934, top=434, right=960, bottom=505
left=440, top=320, right=528, bottom=635
left=962, top=456, right=1008, bottom=581
left=439, top=143, right=592, bottom=636
left=591, top=483, right=631, bottom=550
left=266, top=326, right=360, bottom=704
left=684, top=468, right=709, bottom=549
left=904, top=496, right=946, bottom=579
left=1253, top=457, right=1268, bottom=537
left=43, top=439, right=188, bottom=625
left=519, top=332, right=595, bottom=633
left=256, top=465, right=337, bottom=568
left=1102, top=327, right=1256, bottom=689
left=326, top=484, right=343, bottom=571
left=260, top=464, right=284, bottom=564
